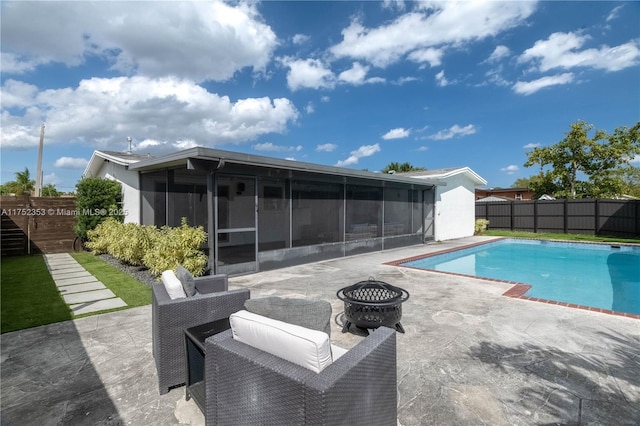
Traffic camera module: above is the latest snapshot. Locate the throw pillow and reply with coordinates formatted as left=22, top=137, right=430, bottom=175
left=161, top=270, right=186, bottom=300
left=244, top=297, right=332, bottom=336
left=176, top=265, right=196, bottom=297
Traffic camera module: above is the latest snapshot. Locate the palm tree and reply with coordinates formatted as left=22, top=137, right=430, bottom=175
left=14, top=167, right=35, bottom=194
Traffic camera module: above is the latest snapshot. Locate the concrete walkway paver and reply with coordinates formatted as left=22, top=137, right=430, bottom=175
left=43, top=253, right=127, bottom=315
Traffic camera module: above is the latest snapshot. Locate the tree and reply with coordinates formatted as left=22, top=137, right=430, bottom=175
left=524, top=120, right=640, bottom=198
left=381, top=162, right=426, bottom=173
left=41, top=184, right=62, bottom=197
left=0, top=167, right=36, bottom=195
left=74, top=177, right=124, bottom=240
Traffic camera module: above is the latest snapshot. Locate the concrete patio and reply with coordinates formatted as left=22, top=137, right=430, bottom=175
left=2, top=236, right=639, bottom=425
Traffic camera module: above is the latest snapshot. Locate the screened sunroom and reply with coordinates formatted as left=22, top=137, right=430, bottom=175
left=129, top=147, right=439, bottom=276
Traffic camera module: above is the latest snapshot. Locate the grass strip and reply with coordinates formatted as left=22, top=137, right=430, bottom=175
left=1, top=255, right=72, bottom=334
left=484, top=230, right=640, bottom=244
left=71, top=252, right=151, bottom=313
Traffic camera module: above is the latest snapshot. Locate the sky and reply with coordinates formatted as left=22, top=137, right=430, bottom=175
left=1, top=1, right=639, bottom=193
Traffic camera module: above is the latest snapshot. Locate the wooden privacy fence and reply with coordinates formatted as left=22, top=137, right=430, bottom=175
left=1, top=195, right=77, bottom=256
left=476, top=199, right=640, bottom=238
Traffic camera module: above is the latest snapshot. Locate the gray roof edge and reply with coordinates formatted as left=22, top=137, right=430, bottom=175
left=129, top=147, right=445, bottom=187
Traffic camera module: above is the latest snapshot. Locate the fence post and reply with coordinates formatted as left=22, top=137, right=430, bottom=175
left=594, top=199, right=599, bottom=236
left=533, top=200, right=538, bottom=233
left=563, top=199, right=568, bottom=234
left=510, top=201, right=514, bottom=231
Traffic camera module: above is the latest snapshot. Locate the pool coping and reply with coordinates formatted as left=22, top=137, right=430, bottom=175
left=386, top=238, right=640, bottom=320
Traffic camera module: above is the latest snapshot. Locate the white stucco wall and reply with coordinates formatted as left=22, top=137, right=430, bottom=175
left=433, top=173, right=477, bottom=241
left=95, top=162, right=140, bottom=224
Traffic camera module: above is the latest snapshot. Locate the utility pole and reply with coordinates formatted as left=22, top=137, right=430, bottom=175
left=35, top=123, right=45, bottom=197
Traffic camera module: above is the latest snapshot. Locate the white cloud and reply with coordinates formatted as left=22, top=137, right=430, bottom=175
left=487, top=45, right=511, bottom=62
left=1, top=1, right=277, bottom=82
left=382, top=0, right=406, bottom=11
left=330, top=2, right=536, bottom=68
left=435, top=70, right=449, bottom=87
left=606, top=5, right=624, bottom=23
left=407, top=48, right=444, bottom=67
left=0, top=79, right=39, bottom=108
left=428, top=124, right=476, bottom=140
left=316, top=143, right=337, bottom=152
left=1, top=76, right=298, bottom=153
left=338, top=62, right=371, bottom=85
left=281, top=57, right=336, bottom=91
left=417, top=146, right=428, bottom=152
left=305, top=102, right=315, bottom=114
left=43, top=173, right=61, bottom=186
left=320, top=96, right=330, bottom=103
left=501, top=165, right=519, bottom=175
left=54, top=157, right=89, bottom=169
left=519, top=32, right=640, bottom=73
left=335, top=143, right=381, bottom=167
left=292, top=34, right=310, bottom=45
left=382, top=128, right=410, bottom=140
left=253, top=142, right=302, bottom=152
left=513, top=73, right=574, bottom=95
left=523, top=143, right=541, bottom=149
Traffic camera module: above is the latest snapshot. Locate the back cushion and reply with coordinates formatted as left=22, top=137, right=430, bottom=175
left=161, top=270, right=186, bottom=300
left=230, top=310, right=332, bottom=373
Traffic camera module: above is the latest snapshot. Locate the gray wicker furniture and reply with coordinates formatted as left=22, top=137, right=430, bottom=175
left=152, top=274, right=250, bottom=394
left=204, top=325, right=397, bottom=425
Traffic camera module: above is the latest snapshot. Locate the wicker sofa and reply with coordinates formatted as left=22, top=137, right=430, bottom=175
left=204, top=321, right=397, bottom=425
left=152, top=274, right=250, bottom=394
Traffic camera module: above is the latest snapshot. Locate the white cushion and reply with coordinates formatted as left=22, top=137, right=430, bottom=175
left=161, top=270, right=186, bottom=300
left=230, top=310, right=333, bottom=373
left=331, top=344, right=348, bottom=360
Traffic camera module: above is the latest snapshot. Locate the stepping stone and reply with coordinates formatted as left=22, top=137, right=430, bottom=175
left=62, top=289, right=116, bottom=304
left=55, top=276, right=101, bottom=287
left=58, top=282, right=106, bottom=294
left=46, top=264, right=85, bottom=271
left=70, top=298, right=127, bottom=315
left=51, top=270, right=93, bottom=280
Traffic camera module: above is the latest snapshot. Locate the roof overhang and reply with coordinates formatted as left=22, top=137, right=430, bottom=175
left=406, top=166, right=487, bottom=186
left=128, top=147, right=446, bottom=187
left=83, top=151, right=146, bottom=178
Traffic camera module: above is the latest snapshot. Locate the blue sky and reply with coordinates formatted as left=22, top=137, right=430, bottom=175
left=1, top=1, right=639, bottom=192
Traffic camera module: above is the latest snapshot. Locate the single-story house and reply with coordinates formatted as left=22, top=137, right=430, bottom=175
left=475, top=187, right=535, bottom=201
left=84, top=148, right=486, bottom=275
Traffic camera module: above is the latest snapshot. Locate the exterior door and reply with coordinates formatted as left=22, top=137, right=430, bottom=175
left=423, top=189, right=435, bottom=241
left=215, top=175, right=257, bottom=275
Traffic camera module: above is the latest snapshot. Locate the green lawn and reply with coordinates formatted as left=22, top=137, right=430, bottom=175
left=1, top=253, right=151, bottom=334
left=484, top=230, right=640, bottom=244
left=71, top=252, right=151, bottom=310
left=1, top=255, right=72, bottom=333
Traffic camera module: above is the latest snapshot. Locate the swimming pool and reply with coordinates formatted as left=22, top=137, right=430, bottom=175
left=398, top=239, right=640, bottom=317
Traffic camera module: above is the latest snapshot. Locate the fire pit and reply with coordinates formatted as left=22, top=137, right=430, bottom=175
left=337, top=278, right=409, bottom=334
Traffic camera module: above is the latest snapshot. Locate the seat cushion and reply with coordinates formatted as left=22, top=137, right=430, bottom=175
left=244, top=297, right=332, bottom=336
left=230, top=310, right=333, bottom=373
left=161, top=270, right=186, bottom=300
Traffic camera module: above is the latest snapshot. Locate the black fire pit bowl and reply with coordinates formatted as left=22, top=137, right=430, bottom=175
left=337, top=278, right=409, bottom=335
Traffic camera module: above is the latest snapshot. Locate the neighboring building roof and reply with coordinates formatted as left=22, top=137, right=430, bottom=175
left=476, top=195, right=512, bottom=202
left=537, top=194, right=556, bottom=200
left=84, top=150, right=154, bottom=178
left=128, top=147, right=447, bottom=187
left=398, top=167, right=487, bottom=186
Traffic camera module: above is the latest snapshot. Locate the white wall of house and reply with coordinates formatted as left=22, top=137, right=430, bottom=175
left=433, top=172, right=477, bottom=241
left=94, top=161, right=140, bottom=224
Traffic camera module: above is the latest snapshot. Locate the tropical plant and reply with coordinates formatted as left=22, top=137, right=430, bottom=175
left=381, top=162, right=426, bottom=174
left=1, top=167, right=36, bottom=195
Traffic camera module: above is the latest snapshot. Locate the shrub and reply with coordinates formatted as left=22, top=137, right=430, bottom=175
left=475, top=219, right=490, bottom=235
left=75, top=177, right=123, bottom=239
left=86, top=217, right=207, bottom=276
left=143, top=218, right=208, bottom=276
left=85, top=217, right=121, bottom=255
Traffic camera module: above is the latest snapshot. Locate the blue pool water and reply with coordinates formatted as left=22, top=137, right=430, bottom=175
left=401, top=239, right=640, bottom=315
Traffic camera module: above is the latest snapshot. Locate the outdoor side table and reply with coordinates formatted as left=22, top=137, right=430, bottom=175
left=184, top=318, right=231, bottom=413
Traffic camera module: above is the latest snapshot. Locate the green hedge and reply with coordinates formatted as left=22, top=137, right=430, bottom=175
left=86, top=218, right=207, bottom=276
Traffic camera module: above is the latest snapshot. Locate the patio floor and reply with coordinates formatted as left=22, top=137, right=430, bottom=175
left=2, top=236, right=639, bottom=425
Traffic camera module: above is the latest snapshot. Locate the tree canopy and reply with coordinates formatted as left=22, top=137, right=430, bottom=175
left=523, top=120, right=640, bottom=198
left=381, top=162, right=426, bottom=174
left=0, top=168, right=35, bottom=195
